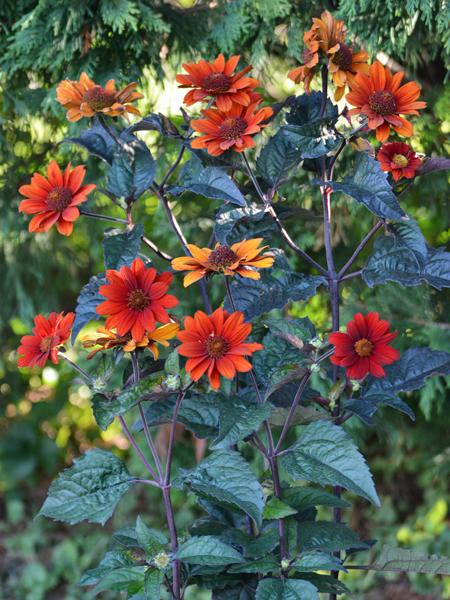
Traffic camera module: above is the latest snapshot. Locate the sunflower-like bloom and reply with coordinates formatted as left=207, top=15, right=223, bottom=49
left=177, top=308, right=263, bottom=389
left=288, top=30, right=320, bottom=93
left=171, top=239, right=274, bottom=287
left=56, top=72, right=143, bottom=122
left=329, top=312, right=399, bottom=379
left=18, top=312, right=75, bottom=368
left=191, top=102, right=273, bottom=156
left=346, top=61, right=426, bottom=142
left=83, top=323, right=179, bottom=360
left=328, top=45, right=369, bottom=100
left=377, top=142, right=422, bottom=181
left=96, top=258, right=178, bottom=341
left=176, top=54, right=259, bottom=112
left=18, top=161, right=96, bottom=236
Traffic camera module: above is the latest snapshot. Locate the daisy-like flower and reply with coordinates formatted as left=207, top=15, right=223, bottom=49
left=172, top=239, right=274, bottom=287
left=56, top=72, right=143, bottom=122
left=346, top=61, right=427, bottom=142
left=288, top=30, right=320, bottom=93
left=18, top=161, right=96, bottom=236
left=329, top=312, right=400, bottom=379
left=377, top=142, right=422, bottom=181
left=328, top=44, right=369, bottom=101
left=83, top=322, right=179, bottom=360
left=177, top=308, right=263, bottom=389
left=18, top=312, right=75, bottom=368
left=176, top=54, right=259, bottom=112
left=191, top=102, right=273, bottom=156
left=96, top=258, right=178, bottom=341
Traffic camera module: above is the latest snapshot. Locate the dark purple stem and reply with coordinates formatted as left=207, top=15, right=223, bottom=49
left=338, top=221, right=383, bottom=279
left=275, top=373, right=311, bottom=453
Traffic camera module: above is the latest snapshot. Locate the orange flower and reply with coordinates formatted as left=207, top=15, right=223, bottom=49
left=311, top=10, right=346, bottom=55
left=18, top=312, right=75, bottom=368
left=288, top=30, right=320, bottom=93
left=18, top=161, right=96, bottom=236
left=377, top=142, right=422, bottom=181
left=328, top=45, right=369, bottom=100
left=177, top=308, right=263, bottom=389
left=96, top=258, right=178, bottom=341
left=171, top=239, right=274, bottom=287
left=83, top=323, right=179, bottom=360
left=346, top=61, right=426, bottom=142
left=56, top=72, right=143, bottom=122
left=176, top=54, right=259, bottom=112
left=191, top=102, right=273, bottom=156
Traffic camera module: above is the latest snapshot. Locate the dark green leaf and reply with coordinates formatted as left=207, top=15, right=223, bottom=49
left=212, top=585, right=252, bottom=600
left=107, top=138, right=155, bottom=200
left=255, top=578, right=319, bottom=600
left=214, top=203, right=276, bottom=244
left=298, top=521, right=369, bottom=552
left=263, top=317, right=316, bottom=349
left=292, top=551, right=347, bottom=573
left=92, top=566, right=146, bottom=594
left=211, top=396, right=272, bottom=448
left=177, top=536, right=244, bottom=566
left=126, top=113, right=180, bottom=137
left=286, top=92, right=338, bottom=126
left=263, top=497, right=297, bottom=520
left=102, top=224, right=144, bottom=270
left=371, top=544, right=450, bottom=574
left=230, top=526, right=280, bottom=559
left=328, top=153, right=407, bottom=221
left=79, top=550, right=134, bottom=586
left=65, top=123, right=117, bottom=164
left=38, top=449, right=133, bottom=525
left=168, top=155, right=246, bottom=206
left=298, top=573, right=350, bottom=594
left=281, top=420, right=380, bottom=505
left=136, top=516, right=167, bottom=557
left=345, top=391, right=415, bottom=425
left=282, top=486, right=350, bottom=510
left=144, top=568, right=164, bottom=599
left=71, top=273, right=105, bottom=342
left=228, top=557, right=279, bottom=574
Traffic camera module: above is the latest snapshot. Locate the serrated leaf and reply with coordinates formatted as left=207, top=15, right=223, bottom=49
left=65, top=123, right=117, bottom=164
left=230, top=526, right=280, bottom=559
left=292, top=551, right=347, bottom=573
left=298, top=521, right=369, bottom=552
left=263, top=317, right=316, bottom=349
left=113, top=525, right=140, bottom=548
left=126, top=113, right=180, bottom=137
left=282, top=487, right=350, bottom=510
left=39, top=449, right=133, bottom=525
left=107, top=139, right=155, bottom=200
left=177, top=536, right=244, bottom=566
left=211, top=396, right=272, bottom=449
left=328, top=153, right=407, bottom=221
left=298, top=573, right=350, bottom=595
left=168, top=155, right=246, bottom=206
left=263, top=497, right=297, bottom=520
left=184, top=450, right=265, bottom=527
left=71, top=273, right=105, bottom=342
left=102, top=224, right=144, bottom=270
left=228, top=556, right=279, bottom=574
left=255, top=578, right=319, bottom=600
left=144, top=568, right=164, bottom=599
left=281, top=420, right=380, bottom=505
left=136, top=516, right=167, bottom=557
left=214, top=203, right=277, bottom=245
left=79, top=550, right=134, bottom=586
left=371, top=544, right=450, bottom=574
left=286, top=92, right=338, bottom=126
left=92, top=566, right=146, bottom=594
left=345, top=391, right=415, bottom=425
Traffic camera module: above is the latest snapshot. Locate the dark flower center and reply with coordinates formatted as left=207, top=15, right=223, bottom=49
left=46, top=186, right=73, bottom=211
left=219, top=117, right=247, bottom=140
left=82, top=86, right=116, bottom=111
left=127, top=289, right=150, bottom=311
left=208, top=246, right=238, bottom=271
left=203, top=73, right=231, bottom=94
left=392, top=153, right=409, bottom=167
left=354, top=338, right=374, bottom=357
left=40, top=335, right=55, bottom=353
left=368, top=90, right=397, bottom=116
left=333, top=43, right=353, bottom=71
left=205, top=334, right=229, bottom=359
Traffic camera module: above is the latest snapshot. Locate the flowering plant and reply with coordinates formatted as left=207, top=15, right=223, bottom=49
left=17, top=10, right=450, bottom=599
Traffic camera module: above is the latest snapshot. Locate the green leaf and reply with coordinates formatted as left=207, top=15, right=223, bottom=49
left=363, top=221, right=450, bottom=289
left=212, top=585, right=252, bottom=599
left=345, top=391, right=415, bottom=425
left=107, top=138, right=155, bottom=200
left=168, top=155, right=246, bottom=206
left=65, top=122, right=117, bottom=164
left=177, top=536, right=245, bottom=566
left=211, top=396, right=272, bottom=448
left=263, top=497, right=297, bottom=520
left=230, top=526, right=280, bottom=559
left=228, top=556, right=279, bottom=574
left=102, top=224, right=144, bottom=270
left=366, top=347, right=450, bottom=394
left=298, top=521, right=369, bottom=552
left=136, top=516, right=167, bottom=557
left=144, top=568, right=164, bottom=599
left=263, top=317, right=316, bottom=349
left=71, top=273, right=105, bottom=342
left=286, top=92, right=338, bottom=126
left=184, top=450, right=265, bottom=527
left=328, top=153, right=407, bottom=221
left=371, top=544, right=450, bottom=574
left=127, top=113, right=180, bottom=137
left=79, top=550, right=134, bottom=586
left=92, top=566, right=146, bottom=594
left=281, top=420, right=380, bottom=506
left=255, top=578, right=319, bottom=600
left=282, top=486, right=350, bottom=510
left=38, top=449, right=133, bottom=525
left=292, top=551, right=347, bottom=573
left=298, top=573, right=350, bottom=595
left=416, top=156, right=450, bottom=176
left=214, top=203, right=277, bottom=245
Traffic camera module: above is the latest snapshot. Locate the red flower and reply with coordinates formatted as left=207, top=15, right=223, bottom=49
left=177, top=308, right=263, bottom=389
left=377, top=142, right=422, bottom=181
left=96, top=258, right=178, bottom=341
left=18, top=161, right=96, bottom=236
left=329, top=312, right=399, bottom=379
left=18, top=312, right=75, bottom=368
left=176, top=54, right=259, bottom=112
left=191, top=102, right=273, bottom=156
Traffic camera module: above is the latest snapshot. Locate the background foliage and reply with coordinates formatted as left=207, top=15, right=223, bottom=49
left=0, top=1, right=449, bottom=598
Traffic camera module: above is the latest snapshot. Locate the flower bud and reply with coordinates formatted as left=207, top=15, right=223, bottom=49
left=310, top=336, right=323, bottom=349
left=351, top=379, right=361, bottom=392
left=154, top=551, right=170, bottom=570
left=281, top=558, right=290, bottom=570
left=310, top=363, right=321, bottom=373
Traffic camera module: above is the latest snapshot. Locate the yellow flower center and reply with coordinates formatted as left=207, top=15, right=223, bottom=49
left=354, top=338, right=374, bottom=357
left=333, top=43, right=353, bottom=71
left=203, top=73, right=231, bottom=94
left=368, top=90, right=397, bottom=116
left=127, top=289, right=150, bottom=311
left=207, top=246, right=238, bottom=271
left=205, top=334, right=229, bottom=359
left=392, top=153, right=409, bottom=167
left=39, top=335, right=55, bottom=353
left=46, top=186, right=73, bottom=211
left=82, top=85, right=116, bottom=111
left=220, top=117, right=247, bottom=140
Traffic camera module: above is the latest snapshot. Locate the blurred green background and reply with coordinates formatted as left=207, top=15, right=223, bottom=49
left=0, top=1, right=449, bottom=598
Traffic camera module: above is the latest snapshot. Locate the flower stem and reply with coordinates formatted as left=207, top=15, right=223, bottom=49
left=338, top=221, right=383, bottom=279
left=57, top=352, right=92, bottom=383
left=79, top=209, right=128, bottom=224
